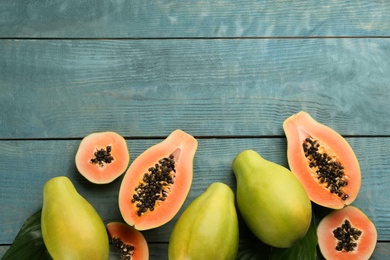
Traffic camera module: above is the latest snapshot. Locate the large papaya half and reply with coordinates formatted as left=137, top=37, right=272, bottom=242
left=119, top=129, right=198, bottom=230
left=41, top=176, right=109, bottom=260
left=168, top=182, right=239, bottom=260
left=317, top=206, right=377, bottom=260
left=107, top=222, right=149, bottom=260
left=283, top=111, right=361, bottom=209
left=75, top=131, right=130, bottom=184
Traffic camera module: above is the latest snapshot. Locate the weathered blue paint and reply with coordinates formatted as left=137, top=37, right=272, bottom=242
left=0, top=39, right=389, bottom=138
left=1, top=1, right=389, bottom=259
left=0, top=1, right=390, bottom=37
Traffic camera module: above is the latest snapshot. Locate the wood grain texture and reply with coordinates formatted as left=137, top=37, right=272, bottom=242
left=1, top=137, right=389, bottom=245
left=1, top=39, right=389, bottom=138
left=0, top=243, right=168, bottom=259
left=0, top=1, right=390, bottom=38
left=1, top=0, right=389, bottom=258
left=1, top=242, right=390, bottom=260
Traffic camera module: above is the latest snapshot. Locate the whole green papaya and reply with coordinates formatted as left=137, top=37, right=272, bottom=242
left=41, top=176, right=109, bottom=260
left=168, top=182, right=239, bottom=260
left=232, top=150, right=312, bottom=248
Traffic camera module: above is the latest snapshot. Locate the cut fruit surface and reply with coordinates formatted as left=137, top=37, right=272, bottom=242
left=317, top=206, right=377, bottom=260
left=119, top=129, right=197, bottom=230
left=107, top=222, right=149, bottom=260
left=283, top=111, right=361, bottom=209
left=75, top=131, right=129, bottom=184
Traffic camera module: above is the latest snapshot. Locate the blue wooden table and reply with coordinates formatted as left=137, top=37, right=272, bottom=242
left=1, top=1, right=390, bottom=259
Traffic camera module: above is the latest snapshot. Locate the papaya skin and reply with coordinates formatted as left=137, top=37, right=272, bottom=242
left=41, top=176, right=109, bottom=260
left=232, top=150, right=312, bottom=248
left=168, top=182, right=239, bottom=260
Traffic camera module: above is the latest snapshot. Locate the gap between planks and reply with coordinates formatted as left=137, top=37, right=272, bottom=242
left=0, top=135, right=389, bottom=141
left=0, top=36, right=390, bottom=41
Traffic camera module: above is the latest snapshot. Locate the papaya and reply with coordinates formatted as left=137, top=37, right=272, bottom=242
left=168, top=182, right=239, bottom=260
left=317, top=206, right=377, bottom=260
left=41, top=176, right=109, bottom=260
left=106, top=222, right=149, bottom=260
left=119, top=129, right=197, bottom=230
left=75, top=131, right=130, bottom=184
left=283, top=111, right=361, bottom=209
left=232, top=150, right=312, bottom=248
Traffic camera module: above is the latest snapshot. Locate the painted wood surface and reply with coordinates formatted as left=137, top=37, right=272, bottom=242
left=1, top=39, right=389, bottom=138
left=1, top=243, right=390, bottom=260
left=0, top=138, right=389, bottom=247
left=1, top=1, right=390, bottom=38
left=1, top=0, right=389, bottom=259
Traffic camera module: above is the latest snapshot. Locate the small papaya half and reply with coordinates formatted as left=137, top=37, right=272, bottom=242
left=106, top=222, right=149, bottom=260
left=75, top=131, right=130, bottom=184
left=317, top=206, right=377, bottom=260
left=283, top=111, right=361, bottom=209
left=119, top=129, right=197, bottom=230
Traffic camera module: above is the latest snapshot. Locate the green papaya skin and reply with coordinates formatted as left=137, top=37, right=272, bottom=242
left=41, top=176, right=109, bottom=260
left=168, top=182, right=239, bottom=260
left=232, top=150, right=312, bottom=248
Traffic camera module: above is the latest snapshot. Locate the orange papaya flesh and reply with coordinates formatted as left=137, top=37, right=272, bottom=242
left=106, top=222, right=149, bottom=260
left=317, top=206, right=377, bottom=260
left=75, top=131, right=130, bottom=184
left=119, top=129, right=197, bottom=231
left=283, top=111, right=361, bottom=209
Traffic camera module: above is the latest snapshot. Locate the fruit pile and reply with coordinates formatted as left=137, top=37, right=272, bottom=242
left=3, top=111, right=377, bottom=260
left=284, top=111, right=377, bottom=260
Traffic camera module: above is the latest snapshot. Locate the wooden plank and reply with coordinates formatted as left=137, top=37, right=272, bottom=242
left=2, top=242, right=390, bottom=260
left=0, top=242, right=390, bottom=260
left=371, top=243, right=390, bottom=260
left=1, top=137, right=389, bottom=244
left=0, top=243, right=168, bottom=259
left=0, top=1, right=390, bottom=38
left=1, top=39, right=389, bottom=138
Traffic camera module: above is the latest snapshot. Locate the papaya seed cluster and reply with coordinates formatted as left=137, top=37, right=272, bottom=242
left=303, top=138, right=349, bottom=200
left=90, top=146, right=114, bottom=167
left=333, top=219, right=362, bottom=252
left=112, top=237, right=134, bottom=260
left=131, top=154, right=176, bottom=216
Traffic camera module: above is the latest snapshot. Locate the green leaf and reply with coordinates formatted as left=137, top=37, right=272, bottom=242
left=1, top=210, right=52, bottom=260
left=236, top=223, right=272, bottom=260
left=237, top=239, right=272, bottom=260
left=269, top=214, right=318, bottom=260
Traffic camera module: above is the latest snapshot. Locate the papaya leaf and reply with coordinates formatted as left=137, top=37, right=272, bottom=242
left=1, top=210, right=52, bottom=260
left=236, top=224, right=272, bottom=260
left=269, top=214, right=318, bottom=260
left=237, top=239, right=272, bottom=260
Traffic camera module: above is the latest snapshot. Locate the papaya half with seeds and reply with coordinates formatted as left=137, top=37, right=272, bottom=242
left=317, top=206, right=377, bottom=260
left=75, top=131, right=130, bottom=184
left=232, top=150, right=312, bottom=248
left=107, top=222, right=149, bottom=260
left=168, top=182, right=239, bottom=260
left=119, top=129, right=197, bottom=230
left=283, top=111, right=361, bottom=209
left=41, top=176, right=109, bottom=260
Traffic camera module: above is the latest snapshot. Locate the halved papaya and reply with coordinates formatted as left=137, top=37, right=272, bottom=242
left=75, top=131, right=130, bottom=184
left=317, top=206, right=377, bottom=260
left=119, top=129, right=197, bottom=230
left=283, top=111, right=361, bottom=209
left=106, top=222, right=149, bottom=260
